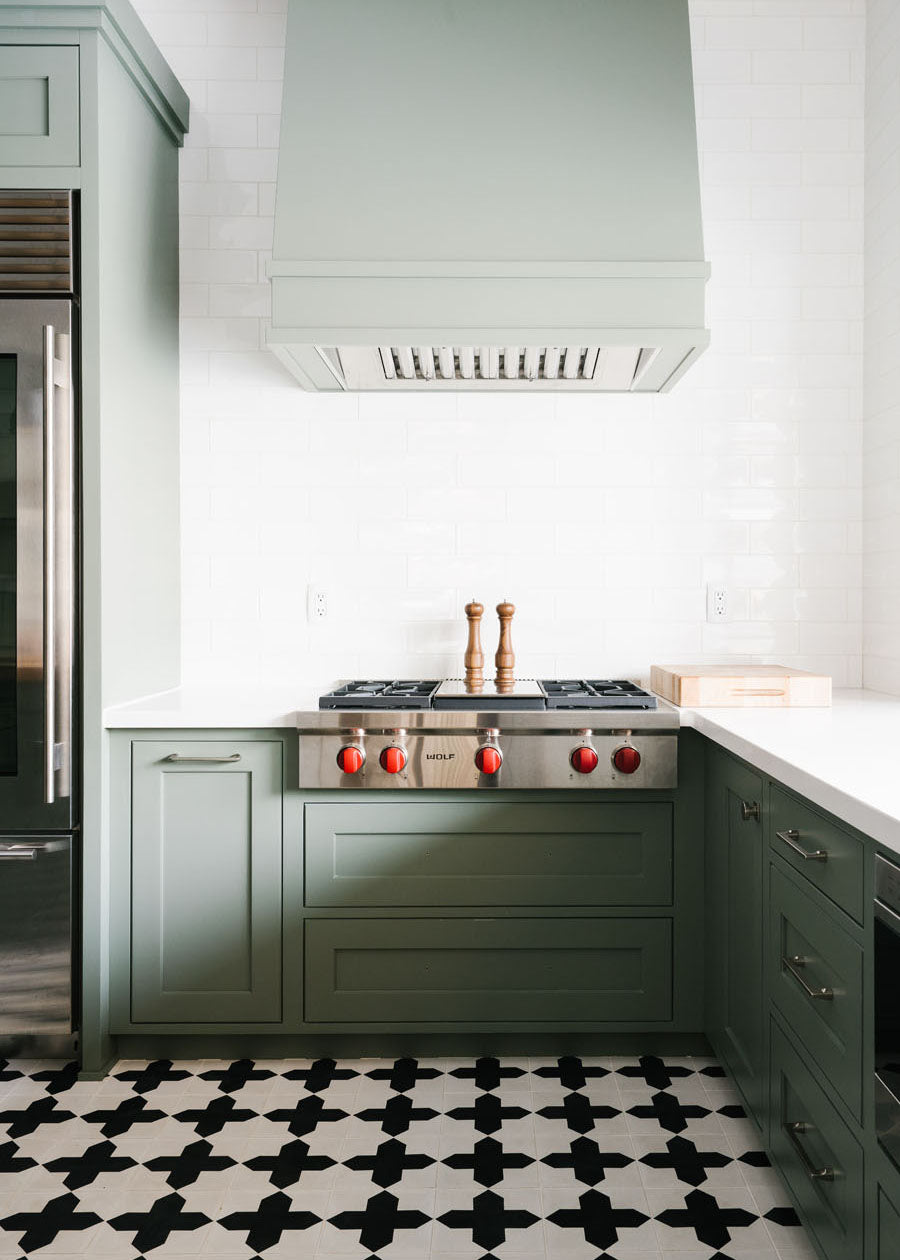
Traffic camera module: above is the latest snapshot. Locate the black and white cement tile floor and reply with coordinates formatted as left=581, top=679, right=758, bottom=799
left=0, top=1054, right=818, bottom=1260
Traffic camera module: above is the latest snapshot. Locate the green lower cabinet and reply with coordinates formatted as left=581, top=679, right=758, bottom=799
left=304, top=801, right=673, bottom=907
left=705, top=746, right=766, bottom=1127
left=769, top=1017, right=864, bottom=1260
left=304, top=917, right=672, bottom=1024
left=879, top=1188, right=900, bottom=1260
left=768, top=863, right=863, bottom=1121
left=129, top=740, right=283, bottom=1024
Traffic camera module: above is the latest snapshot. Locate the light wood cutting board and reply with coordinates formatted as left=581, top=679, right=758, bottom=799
left=650, top=664, right=832, bottom=708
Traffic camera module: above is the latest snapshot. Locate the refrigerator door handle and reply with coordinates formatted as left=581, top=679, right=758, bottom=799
left=42, top=325, right=73, bottom=805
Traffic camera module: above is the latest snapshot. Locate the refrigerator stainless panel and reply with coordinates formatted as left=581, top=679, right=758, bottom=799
left=0, top=835, right=72, bottom=1036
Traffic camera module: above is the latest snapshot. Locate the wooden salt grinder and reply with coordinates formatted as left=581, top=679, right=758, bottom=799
left=464, top=600, right=484, bottom=690
left=495, top=600, right=516, bottom=688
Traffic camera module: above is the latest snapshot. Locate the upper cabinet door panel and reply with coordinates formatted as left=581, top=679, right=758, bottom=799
left=0, top=46, right=80, bottom=167
left=130, top=740, right=283, bottom=1024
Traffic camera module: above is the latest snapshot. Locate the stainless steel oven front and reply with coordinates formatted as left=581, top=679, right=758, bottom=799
left=875, top=853, right=900, bottom=1169
left=0, top=296, right=75, bottom=831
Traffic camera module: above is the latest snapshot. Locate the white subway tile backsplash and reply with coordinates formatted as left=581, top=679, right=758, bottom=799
left=130, top=0, right=867, bottom=689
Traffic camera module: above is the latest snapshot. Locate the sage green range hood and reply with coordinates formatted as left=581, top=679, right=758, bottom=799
left=268, top=0, right=710, bottom=392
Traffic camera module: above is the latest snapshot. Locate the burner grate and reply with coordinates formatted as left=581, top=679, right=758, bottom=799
left=319, top=680, right=440, bottom=710
left=540, top=680, right=658, bottom=710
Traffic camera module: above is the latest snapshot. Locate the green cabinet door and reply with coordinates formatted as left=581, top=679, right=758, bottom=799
left=0, top=46, right=80, bottom=166
left=879, top=1189, right=900, bottom=1260
left=705, top=746, right=766, bottom=1127
left=130, top=740, right=283, bottom=1023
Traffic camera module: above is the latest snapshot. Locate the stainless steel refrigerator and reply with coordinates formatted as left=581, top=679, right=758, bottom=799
left=0, top=190, right=78, bottom=1057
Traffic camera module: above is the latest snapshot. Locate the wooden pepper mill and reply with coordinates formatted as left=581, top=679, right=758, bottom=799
left=494, top=600, right=516, bottom=691
left=464, top=600, right=484, bottom=692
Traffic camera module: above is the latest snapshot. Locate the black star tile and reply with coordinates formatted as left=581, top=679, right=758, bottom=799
left=198, top=1058, right=276, bottom=1093
left=0, top=1140, right=36, bottom=1175
left=219, top=1189, right=320, bottom=1252
left=355, top=1094, right=440, bottom=1135
left=282, top=1057, right=359, bottom=1092
left=108, top=1190, right=211, bottom=1252
left=31, top=1061, right=80, bottom=1095
left=718, top=1102, right=747, bottom=1119
left=700, top=1065, right=727, bottom=1078
left=442, top=1135, right=533, bottom=1187
left=114, top=1059, right=191, bottom=1095
left=765, top=1205, right=802, bottom=1227
left=541, top=1136, right=632, bottom=1186
left=0, top=1060, right=23, bottom=1083
left=536, top=1091, right=621, bottom=1134
left=533, top=1055, right=611, bottom=1090
left=245, top=1138, right=336, bottom=1188
left=264, top=1095, right=348, bottom=1137
left=83, top=1096, right=167, bottom=1138
left=344, top=1137, right=435, bottom=1188
left=445, top=1094, right=529, bottom=1135
left=0, top=1191, right=101, bottom=1251
left=437, top=1188, right=539, bottom=1250
left=0, top=1097, right=75, bottom=1138
left=547, top=1186, right=649, bottom=1251
left=449, top=1057, right=526, bottom=1091
left=144, top=1138, right=236, bottom=1189
left=626, top=1090, right=711, bottom=1134
left=45, top=1139, right=137, bottom=1189
left=174, top=1095, right=257, bottom=1136
left=656, top=1187, right=757, bottom=1249
left=640, top=1134, right=732, bottom=1186
left=365, top=1057, right=443, bottom=1092
left=738, top=1149, right=771, bottom=1168
left=617, top=1054, right=694, bottom=1089
left=330, top=1189, right=430, bottom=1252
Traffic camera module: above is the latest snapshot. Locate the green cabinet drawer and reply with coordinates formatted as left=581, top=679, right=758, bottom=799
left=0, top=46, right=79, bottom=167
left=769, top=865, right=863, bottom=1121
left=769, top=1018, right=864, bottom=1260
left=770, top=785, right=864, bottom=924
left=304, top=917, right=672, bottom=1024
left=304, top=802, right=673, bottom=908
left=130, top=740, right=283, bottom=1024
left=879, top=1188, right=900, bottom=1260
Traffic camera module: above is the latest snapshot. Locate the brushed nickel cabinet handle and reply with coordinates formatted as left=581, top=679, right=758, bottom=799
left=0, top=845, right=37, bottom=861
left=782, top=954, right=834, bottom=1001
left=784, top=1121, right=835, bottom=1181
left=740, top=800, right=760, bottom=822
left=777, top=828, right=828, bottom=862
left=163, top=753, right=242, bottom=764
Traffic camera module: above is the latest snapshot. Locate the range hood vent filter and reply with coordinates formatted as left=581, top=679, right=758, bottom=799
left=330, top=345, right=661, bottom=390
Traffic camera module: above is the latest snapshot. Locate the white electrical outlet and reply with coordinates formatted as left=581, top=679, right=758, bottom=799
left=706, top=584, right=728, bottom=623
left=307, top=585, right=328, bottom=622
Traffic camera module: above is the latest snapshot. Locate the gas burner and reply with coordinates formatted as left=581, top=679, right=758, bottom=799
left=318, top=678, right=657, bottom=712
left=540, top=680, right=658, bottom=710
left=319, top=680, right=440, bottom=710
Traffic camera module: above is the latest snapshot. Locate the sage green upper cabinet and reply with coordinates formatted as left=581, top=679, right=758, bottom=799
left=705, top=745, right=766, bottom=1128
left=0, top=46, right=79, bottom=166
left=130, top=741, right=283, bottom=1024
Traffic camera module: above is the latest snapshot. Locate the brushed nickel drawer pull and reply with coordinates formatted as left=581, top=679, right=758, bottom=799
left=163, top=753, right=242, bottom=764
left=782, top=954, right=834, bottom=1001
left=784, top=1121, right=835, bottom=1181
left=777, top=828, right=828, bottom=862
left=740, top=800, right=760, bottom=822
left=0, top=845, right=37, bottom=861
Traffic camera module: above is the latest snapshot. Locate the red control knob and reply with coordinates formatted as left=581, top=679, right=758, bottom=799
left=571, top=746, right=599, bottom=775
left=336, top=745, right=364, bottom=775
left=613, top=746, right=641, bottom=774
left=475, top=746, right=502, bottom=775
left=380, top=746, right=407, bottom=775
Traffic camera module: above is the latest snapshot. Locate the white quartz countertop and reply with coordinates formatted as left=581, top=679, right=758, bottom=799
left=679, top=690, right=900, bottom=857
left=104, top=685, right=900, bottom=857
